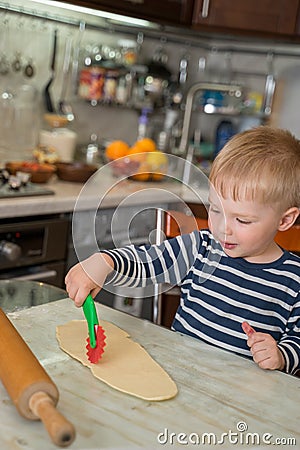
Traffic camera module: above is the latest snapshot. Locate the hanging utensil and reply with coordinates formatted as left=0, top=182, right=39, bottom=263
left=0, top=15, right=10, bottom=76
left=152, top=41, right=168, bottom=65
left=44, top=29, right=57, bottom=113
left=12, top=15, right=24, bottom=73
left=23, top=18, right=36, bottom=79
left=11, top=52, right=22, bottom=72
left=0, top=53, right=9, bottom=75
left=71, top=21, right=85, bottom=96
left=262, top=52, right=276, bottom=116
left=24, top=58, right=35, bottom=78
left=58, top=35, right=74, bottom=121
left=179, top=52, right=189, bottom=85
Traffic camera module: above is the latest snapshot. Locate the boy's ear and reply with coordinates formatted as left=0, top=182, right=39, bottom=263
left=278, top=207, right=300, bottom=231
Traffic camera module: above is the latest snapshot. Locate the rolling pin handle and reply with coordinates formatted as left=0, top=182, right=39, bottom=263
left=29, top=391, right=76, bottom=447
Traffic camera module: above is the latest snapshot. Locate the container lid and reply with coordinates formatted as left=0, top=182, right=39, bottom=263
left=44, top=113, right=69, bottom=128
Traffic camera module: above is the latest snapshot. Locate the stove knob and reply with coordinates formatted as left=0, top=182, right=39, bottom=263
left=0, top=240, right=22, bottom=261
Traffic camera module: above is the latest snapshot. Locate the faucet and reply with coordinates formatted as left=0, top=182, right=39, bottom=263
left=177, top=81, right=242, bottom=185
left=178, top=81, right=242, bottom=156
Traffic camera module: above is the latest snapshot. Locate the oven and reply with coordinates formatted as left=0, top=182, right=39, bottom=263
left=0, top=214, right=70, bottom=288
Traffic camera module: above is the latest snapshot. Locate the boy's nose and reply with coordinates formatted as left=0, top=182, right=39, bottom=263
left=223, top=218, right=233, bottom=236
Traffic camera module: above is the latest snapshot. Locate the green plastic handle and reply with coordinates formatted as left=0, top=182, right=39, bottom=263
left=82, top=294, right=99, bottom=349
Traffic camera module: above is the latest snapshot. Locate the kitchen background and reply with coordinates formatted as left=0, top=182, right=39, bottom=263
left=1, top=0, right=300, bottom=165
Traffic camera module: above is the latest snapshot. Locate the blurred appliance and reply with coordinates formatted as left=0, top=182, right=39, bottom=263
left=0, top=214, right=69, bottom=288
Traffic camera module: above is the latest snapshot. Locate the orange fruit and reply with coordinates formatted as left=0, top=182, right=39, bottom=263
left=127, top=146, right=147, bottom=163
left=134, top=138, right=156, bottom=153
left=130, top=161, right=151, bottom=181
left=152, top=172, right=165, bottom=181
left=131, top=172, right=151, bottom=181
left=105, top=140, right=129, bottom=160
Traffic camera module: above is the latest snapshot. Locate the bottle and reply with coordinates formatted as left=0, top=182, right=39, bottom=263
left=103, top=70, right=118, bottom=104
left=214, top=120, right=236, bottom=157
left=137, top=108, right=152, bottom=140
left=115, top=76, right=128, bottom=105
left=156, top=109, right=179, bottom=152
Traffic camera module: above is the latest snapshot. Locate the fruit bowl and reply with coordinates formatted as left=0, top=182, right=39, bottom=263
left=108, top=152, right=168, bottom=181
left=105, top=139, right=168, bottom=182
left=5, top=161, right=56, bottom=183
left=56, top=162, right=98, bottom=183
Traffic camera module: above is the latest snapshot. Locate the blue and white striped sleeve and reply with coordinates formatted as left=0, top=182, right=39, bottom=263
left=101, top=230, right=201, bottom=289
left=277, top=293, right=300, bottom=375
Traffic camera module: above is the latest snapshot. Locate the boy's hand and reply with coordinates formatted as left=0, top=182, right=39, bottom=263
left=242, top=321, right=285, bottom=371
left=65, top=253, right=114, bottom=307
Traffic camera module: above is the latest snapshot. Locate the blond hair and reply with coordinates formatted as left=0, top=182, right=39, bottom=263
left=209, top=126, right=300, bottom=210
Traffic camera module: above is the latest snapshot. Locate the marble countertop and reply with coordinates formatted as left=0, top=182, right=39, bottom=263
left=0, top=165, right=209, bottom=219
left=2, top=298, right=299, bottom=449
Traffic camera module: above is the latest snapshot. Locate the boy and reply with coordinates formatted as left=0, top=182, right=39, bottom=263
left=65, top=126, right=300, bottom=376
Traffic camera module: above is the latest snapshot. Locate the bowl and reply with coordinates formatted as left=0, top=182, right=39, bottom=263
left=5, top=161, right=56, bottom=183
left=107, top=151, right=168, bottom=182
left=56, top=162, right=98, bottom=183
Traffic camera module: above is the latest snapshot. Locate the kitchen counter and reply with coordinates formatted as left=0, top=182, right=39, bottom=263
left=0, top=165, right=209, bottom=219
left=1, top=298, right=299, bottom=449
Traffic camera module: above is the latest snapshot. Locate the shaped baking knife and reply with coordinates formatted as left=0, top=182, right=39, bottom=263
left=83, top=294, right=106, bottom=363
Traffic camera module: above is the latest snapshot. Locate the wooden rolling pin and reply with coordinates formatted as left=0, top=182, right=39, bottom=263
left=0, top=308, right=76, bottom=447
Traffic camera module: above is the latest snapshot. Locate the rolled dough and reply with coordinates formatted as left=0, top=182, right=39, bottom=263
left=56, top=320, right=177, bottom=401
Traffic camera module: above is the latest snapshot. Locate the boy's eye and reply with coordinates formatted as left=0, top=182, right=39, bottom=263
left=237, top=218, right=251, bottom=224
left=209, top=205, right=220, bottom=213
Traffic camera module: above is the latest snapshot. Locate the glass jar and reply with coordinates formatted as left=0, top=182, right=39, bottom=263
left=78, top=66, right=106, bottom=103
left=39, top=114, right=77, bottom=162
left=0, top=84, right=39, bottom=161
left=103, top=70, right=118, bottom=103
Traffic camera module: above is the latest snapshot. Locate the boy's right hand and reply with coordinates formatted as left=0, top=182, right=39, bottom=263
left=65, top=252, right=114, bottom=307
left=242, top=321, right=285, bottom=371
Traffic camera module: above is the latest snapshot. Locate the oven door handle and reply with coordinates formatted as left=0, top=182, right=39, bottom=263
left=13, top=270, right=58, bottom=282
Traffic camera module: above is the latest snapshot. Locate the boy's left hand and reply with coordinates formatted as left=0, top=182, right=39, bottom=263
left=242, top=322, right=285, bottom=371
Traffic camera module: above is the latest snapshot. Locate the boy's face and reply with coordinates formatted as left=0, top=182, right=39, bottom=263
left=208, top=187, right=284, bottom=263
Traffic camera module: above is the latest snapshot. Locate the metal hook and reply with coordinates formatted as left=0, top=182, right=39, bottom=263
left=137, top=32, right=144, bottom=46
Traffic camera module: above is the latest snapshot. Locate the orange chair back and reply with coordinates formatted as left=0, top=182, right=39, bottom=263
left=275, top=225, right=300, bottom=253
left=165, top=210, right=208, bottom=238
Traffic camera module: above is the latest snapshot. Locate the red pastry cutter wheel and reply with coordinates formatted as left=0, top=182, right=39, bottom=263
left=83, top=294, right=106, bottom=363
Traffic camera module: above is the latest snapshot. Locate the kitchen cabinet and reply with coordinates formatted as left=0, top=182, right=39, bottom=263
left=192, top=0, right=300, bottom=37
left=61, top=0, right=195, bottom=26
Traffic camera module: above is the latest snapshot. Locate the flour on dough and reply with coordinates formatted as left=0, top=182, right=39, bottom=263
left=56, top=320, right=177, bottom=401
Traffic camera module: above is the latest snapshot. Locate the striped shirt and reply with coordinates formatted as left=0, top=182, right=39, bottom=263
left=104, top=229, right=300, bottom=375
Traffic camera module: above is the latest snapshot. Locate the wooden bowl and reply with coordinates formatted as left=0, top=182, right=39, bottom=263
left=5, top=161, right=56, bottom=183
left=56, top=162, right=98, bottom=183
